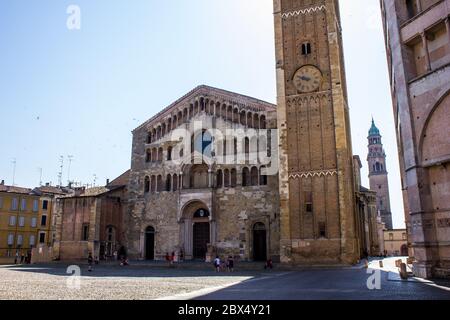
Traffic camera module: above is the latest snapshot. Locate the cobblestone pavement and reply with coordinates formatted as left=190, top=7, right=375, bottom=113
left=0, top=264, right=259, bottom=300
left=0, top=258, right=449, bottom=300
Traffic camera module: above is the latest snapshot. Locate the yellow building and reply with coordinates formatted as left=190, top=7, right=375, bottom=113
left=384, top=229, right=408, bottom=257
left=0, top=181, right=64, bottom=262
left=0, top=183, right=40, bottom=260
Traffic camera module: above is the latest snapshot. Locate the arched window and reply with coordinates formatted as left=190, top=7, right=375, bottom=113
left=216, top=170, right=223, bottom=188
left=158, top=148, right=163, bottom=162
left=242, top=167, right=250, bottom=187
left=250, top=167, right=259, bottom=186
left=192, top=130, right=212, bottom=158
left=152, top=148, right=157, bottom=162
left=172, top=174, right=178, bottom=192
left=301, top=42, right=312, bottom=55
left=231, top=169, right=237, bottom=187
left=376, top=162, right=381, bottom=171
left=150, top=176, right=156, bottom=193
left=260, top=167, right=268, bottom=186
left=157, top=175, right=163, bottom=192
left=146, top=149, right=151, bottom=163
left=190, top=164, right=209, bottom=189
left=144, top=176, right=150, bottom=193
left=260, top=115, right=266, bottom=129
left=167, top=147, right=173, bottom=161
left=147, top=133, right=152, bottom=144
left=240, top=111, right=246, bottom=125
left=244, top=137, right=250, bottom=163
left=166, top=174, right=171, bottom=192
left=224, top=169, right=230, bottom=188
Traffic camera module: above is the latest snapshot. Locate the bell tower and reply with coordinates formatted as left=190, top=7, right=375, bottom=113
left=367, top=119, right=393, bottom=230
left=274, top=0, right=359, bottom=264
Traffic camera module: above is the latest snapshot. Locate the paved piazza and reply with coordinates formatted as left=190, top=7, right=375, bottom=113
left=0, top=258, right=449, bottom=300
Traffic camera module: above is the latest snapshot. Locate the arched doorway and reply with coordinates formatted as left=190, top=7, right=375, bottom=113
left=193, top=209, right=210, bottom=259
left=253, top=223, right=267, bottom=261
left=145, top=226, right=155, bottom=260
left=401, top=244, right=408, bottom=257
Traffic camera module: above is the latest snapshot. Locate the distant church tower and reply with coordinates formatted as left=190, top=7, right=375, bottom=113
left=274, top=0, right=359, bottom=264
left=367, top=119, right=393, bottom=230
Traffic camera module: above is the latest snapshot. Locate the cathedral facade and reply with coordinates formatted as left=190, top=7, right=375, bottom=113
left=125, top=0, right=363, bottom=264
left=126, top=86, right=281, bottom=261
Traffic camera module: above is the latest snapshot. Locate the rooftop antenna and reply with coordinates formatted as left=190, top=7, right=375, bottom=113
left=67, top=155, right=74, bottom=186
left=57, top=156, right=64, bottom=186
left=12, top=158, right=16, bottom=186
left=93, top=174, right=97, bottom=187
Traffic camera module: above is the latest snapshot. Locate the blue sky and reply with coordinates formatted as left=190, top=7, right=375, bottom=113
left=0, top=0, right=405, bottom=228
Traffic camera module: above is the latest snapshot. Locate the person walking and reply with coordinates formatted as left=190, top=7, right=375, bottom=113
left=14, top=252, right=19, bottom=265
left=87, top=253, right=94, bottom=272
left=20, top=253, right=25, bottom=264
left=227, top=256, right=234, bottom=272
left=213, top=256, right=221, bottom=273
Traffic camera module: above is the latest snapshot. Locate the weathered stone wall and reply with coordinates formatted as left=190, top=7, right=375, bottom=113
left=381, top=0, right=450, bottom=278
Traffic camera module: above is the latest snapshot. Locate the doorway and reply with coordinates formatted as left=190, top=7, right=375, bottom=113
left=253, top=223, right=267, bottom=261
left=193, top=222, right=210, bottom=259
left=145, top=226, right=155, bottom=260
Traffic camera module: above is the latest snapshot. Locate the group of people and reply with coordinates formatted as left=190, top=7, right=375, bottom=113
left=14, top=251, right=31, bottom=265
left=87, top=251, right=129, bottom=271
left=213, top=256, right=234, bottom=272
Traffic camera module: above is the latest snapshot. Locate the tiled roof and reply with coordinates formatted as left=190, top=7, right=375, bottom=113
left=33, top=186, right=70, bottom=195
left=0, top=184, right=33, bottom=195
left=107, top=170, right=130, bottom=187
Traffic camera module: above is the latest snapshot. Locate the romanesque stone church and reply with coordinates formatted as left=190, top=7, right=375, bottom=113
left=54, top=0, right=381, bottom=264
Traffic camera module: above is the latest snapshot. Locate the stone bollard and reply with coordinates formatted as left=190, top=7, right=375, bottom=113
left=400, top=263, right=408, bottom=280
left=379, top=260, right=384, bottom=268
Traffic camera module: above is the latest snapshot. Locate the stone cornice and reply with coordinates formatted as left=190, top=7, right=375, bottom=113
left=134, top=85, right=276, bottom=132
left=289, top=169, right=338, bottom=180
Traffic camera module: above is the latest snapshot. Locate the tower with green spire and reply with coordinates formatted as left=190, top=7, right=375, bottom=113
left=367, top=119, right=393, bottom=230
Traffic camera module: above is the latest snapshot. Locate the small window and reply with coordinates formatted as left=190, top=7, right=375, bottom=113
left=42, top=200, right=48, bottom=210
left=19, top=216, right=25, bottom=227
left=9, top=216, right=16, bottom=226
left=319, top=222, right=327, bottom=238
left=21, top=199, right=27, bottom=211
left=17, top=235, right=23, bottom=246
left=11, top=198, right=18, bottom=211
left=41, top=215, right=47, bottom=227
left=29, top=235, right=36, bottom=247
left=7, top=234, right=14, bottom=246
left=32, top=200, right=39, bottom=212
left=31, top=217, right=37, bottom=228
left=144, top=176, right=150, bottom=193
left=305, top=192, right=313, bottom=213
left=301, top=42, right=312, bottom=55
left=82, top=224, right=89, bottom=241
left=39, top=232, right=46, bottom=244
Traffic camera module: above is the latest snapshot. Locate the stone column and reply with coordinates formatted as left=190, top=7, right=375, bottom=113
left=180, top=173, right=184, bottom=190
left=446, top=18, right=450, bottom=47
left=421, top=32, right=431, bottom=72
left=208, top=169, right=214, bottom=188
left=184, top=219, right=193, bottom=259
left=210, top=220, right=217, bottom=245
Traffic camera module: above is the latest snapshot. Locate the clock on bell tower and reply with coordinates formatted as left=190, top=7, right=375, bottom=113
left=274, top=0, right=359, bottom=264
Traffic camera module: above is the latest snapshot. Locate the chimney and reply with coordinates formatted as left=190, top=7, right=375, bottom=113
left=46, top=182, right=50, bottom=187
left=106, top=179, right=110, bottom=185
left=1, top=180, right=4, bottom=185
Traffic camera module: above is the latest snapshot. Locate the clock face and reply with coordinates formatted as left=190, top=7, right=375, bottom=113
left=293, top=65, right=322, bottom=93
